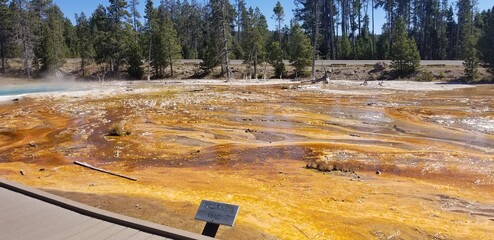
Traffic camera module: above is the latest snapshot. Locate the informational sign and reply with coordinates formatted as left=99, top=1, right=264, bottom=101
left=194, top=200, right=240, bottom=227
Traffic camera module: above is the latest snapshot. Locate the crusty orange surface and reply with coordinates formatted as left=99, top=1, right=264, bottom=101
left=1, top=82, right=493, bottom=239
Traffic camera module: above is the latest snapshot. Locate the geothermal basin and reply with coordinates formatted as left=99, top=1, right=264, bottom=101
left=0, top=80, right=493, bottom=239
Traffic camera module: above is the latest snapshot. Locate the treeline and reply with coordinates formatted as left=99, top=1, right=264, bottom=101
left=0, top=0, right=493, bottom=80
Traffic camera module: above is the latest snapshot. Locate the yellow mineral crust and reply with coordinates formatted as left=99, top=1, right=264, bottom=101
left=0, top=82, right=493, bottom=239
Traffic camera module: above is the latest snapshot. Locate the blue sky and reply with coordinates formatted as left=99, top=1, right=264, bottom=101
left=56, top=0, right=492, bottom=32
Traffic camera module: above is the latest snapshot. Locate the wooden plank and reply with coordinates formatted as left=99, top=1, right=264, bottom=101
left=124, top=231, right=156, bottom=240
left=0, top=187, right=22, bottom=202
left=0, top=189, right=36, bottom=213
left=104, top=228, right=139, bottom=240
left=45, top=218, right=103, bottom=240
left=86, top=223, right=127, bottom=240
left=65, top=220, right=114, bottom=240
left=7, top=204, right=72, bottom=238
left=0, top=197, right=34, bottom=218
left=0, top=198, right=53, bottom=227
left=2, top=207, right=67, bottom=239
left=20, top=210, right=89, bottom=239
left=145, top=235, right=168, bottom=240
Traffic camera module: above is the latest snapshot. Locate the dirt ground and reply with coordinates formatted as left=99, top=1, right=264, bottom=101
left=1, top=58, right=490, bottom=83
left=0, top=79, right=493, bottom=239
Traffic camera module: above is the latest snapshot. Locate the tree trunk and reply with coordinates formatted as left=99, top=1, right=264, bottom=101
left=236, top=0, right=241, bottom=43
left=330, top=0, right=335, bottom=60
left=221, top=1, right=230, bottom=80
left=342, top=0, right=347, bottom=37
left=311, top=0, right=318, bottom=81
left=372, top=0, right=375, bottom=59
left=311, top=34, right=317, bottom=81
left=388, top=11, right=392, bottom=56
left=170, top=56, right=173, bottom=76
left=0, top=41, right=4, bottom=73
left=114, top=61, right=119, bottom=78
left=131, top=0, right=138, bottom=33
left=254, top=52, right=257, bottom=79
left=148, top=37, right=152, bottom=81
left=358, top=3, right=362, bottom=36
left=22, top=37, right=30, bottom=79
left=278, top=18, right=282, bottom=43
left=81, top=57, right=85, bottom=77
left=455, top=16, right=462, bottom=59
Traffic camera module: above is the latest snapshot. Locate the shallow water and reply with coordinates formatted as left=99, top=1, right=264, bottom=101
left=0, top=85, right=67, bottom=96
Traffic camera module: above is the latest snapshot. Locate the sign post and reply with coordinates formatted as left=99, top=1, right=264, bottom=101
left=195, top=200, right=240, bottom=238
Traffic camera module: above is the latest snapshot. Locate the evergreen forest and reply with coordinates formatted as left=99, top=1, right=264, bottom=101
left=0, top=0, right=493, bottom=81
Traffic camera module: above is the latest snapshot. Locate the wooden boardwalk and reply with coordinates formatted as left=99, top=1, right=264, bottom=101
left=0, top=179, right=213, bottom=240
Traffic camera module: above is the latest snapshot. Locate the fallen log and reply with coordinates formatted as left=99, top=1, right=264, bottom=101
left=74, top=161, right=137, bottom=181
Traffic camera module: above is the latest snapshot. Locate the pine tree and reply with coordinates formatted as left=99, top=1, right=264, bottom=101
left=478, top=7, right=494, bottom=77
left=31, top=0, right=54, bottom=70
left=350, top=0, right=362, bottom=57
left=321, top=0, right=337, bottom=59
left=129, top=0, right=141, bottom=32
left=269, top=1, right=286, bottom=78
left=417, top=0, right=442, bottom=60
left=90, top=4, right=112, bottom=74
left=11, top=0, right=36, bottom=78
left=390, top=17, right=420, bottom=76
left=75, top=12, right=93, bottom=77
left=445, top=5, right=457, bottom=59
left=38, top=5, right=66, bottom=72
left=107, top=0, right=131, bottom=76
left=177, top=0, right=203, bottom=59
left=242, top=7, right=268, bottom=79
left=294, top=0, right=320, bottom=79
left=341, top=0, right=350, bottom=37
left=437, top=0, right=449, bottom=60
left=268, top=41, right=285, bottom=78
left=126, top=0, right=143, bottom=79
left=294, top=0, right=319, bottom=38
left=63, top=18, right=78, bottom=58
left=338, top=36, right=353, bottom=60
left=235, top=0, right=244, bottom=44
left=462, top=34, right=478, bottom=82
left=375, top=0, right=395, bottom=56
left=143, top=0, right=155, bottom=79
left=126, top=34, right=143, bottom=79
left=201, top=0, right=234, bottom=77
left=355, top=13, right=373, bottom=60
left=457, top=0, right=478, bottom=81
left=159, top=12, right=182, bottom=76
left=288, top=23, right=312, bottom=77
left=0, top=0, right=11, bottom=72
left=272, top=1, right=284, bottom=44
left=235, top=1, right=248, bottom=59
left=456, top=0, right=475, bottom=59
left=375, top=33, right=389, bottom=60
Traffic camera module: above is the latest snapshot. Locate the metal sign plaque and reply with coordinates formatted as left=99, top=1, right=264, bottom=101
left=194, top=200, right=240, bottom=227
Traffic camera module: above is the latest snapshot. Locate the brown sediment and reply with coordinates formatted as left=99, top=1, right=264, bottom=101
left=0, top=81, right=493, bottom=239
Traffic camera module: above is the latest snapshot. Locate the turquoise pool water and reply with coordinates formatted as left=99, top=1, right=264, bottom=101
left=0, top=86, right=67, bottom=97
